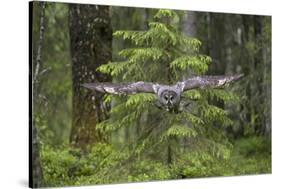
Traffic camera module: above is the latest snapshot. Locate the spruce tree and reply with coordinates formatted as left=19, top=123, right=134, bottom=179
left=96, top=9, right=240, bottom=179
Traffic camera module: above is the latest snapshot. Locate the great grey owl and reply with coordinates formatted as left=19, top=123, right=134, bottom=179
left=82, top=74, right=243, bottom=112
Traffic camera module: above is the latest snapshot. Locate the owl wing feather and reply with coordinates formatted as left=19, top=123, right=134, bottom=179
left=82, top=81, right=157, bottom=95
left=178, top=74, right=244, bottom=92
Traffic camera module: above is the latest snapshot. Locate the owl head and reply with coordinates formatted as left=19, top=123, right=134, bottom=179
left=159, top=90, right=180, bottom=110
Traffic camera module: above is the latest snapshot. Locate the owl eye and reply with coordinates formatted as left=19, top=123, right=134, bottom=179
left=170, top=96, right=174, bottom=100
left=164, top=96, right=168, bottom=100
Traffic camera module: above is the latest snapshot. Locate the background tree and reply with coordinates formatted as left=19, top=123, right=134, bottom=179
left=69, top=4, right=112, bottom=150
left=95, top=9, right=241, bottom=180
left=31, top=2, right=46, bottom=187
left=30, top=2, right=271, bottom=187
left=195, top=13, right=271, bottom=138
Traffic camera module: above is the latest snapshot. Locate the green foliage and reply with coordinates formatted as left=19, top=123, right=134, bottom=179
left=164, top=124, right=198, bottom=138
left=234, top=136, right=271, bottom=157
left=41, top=137, right=271, bottom=186
left=154, top=9, right=178, bottom=19
left=127, top=160, right=171, bottom=182
left=35, top=4, right=271, bottom=187
left=170, top=55, right=211, bottom=74
left=169, top=136, right=271, bottom=178
left=33, top=2, right=72, bottom=145
left=95, top=9, right=243, bottom=180
left=41, top=143, right=128, bottom=186
left=41, top=145, right=77, bottom=186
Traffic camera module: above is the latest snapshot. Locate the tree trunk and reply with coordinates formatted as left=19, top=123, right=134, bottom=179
left=180, top=11, right=197, bottom=152
left=69, top=4, right=112, bottom=150
left=30, top=2, right=45, bottom=187
left=253, top=16, right=266, bottom=135
left=181, top=11, right=196, bottom=37
left=262, top=17, right=272, bottom=137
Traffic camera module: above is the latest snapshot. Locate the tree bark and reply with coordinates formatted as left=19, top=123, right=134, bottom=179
left=180, top=11, right=197, bottom=152
left=181, top=11, right=196, bottom=37
left=69, top=4, right=112, bottom=150
left=253, top=16, right=263, bottom=134
left=30, top=1, right=45, bottom=187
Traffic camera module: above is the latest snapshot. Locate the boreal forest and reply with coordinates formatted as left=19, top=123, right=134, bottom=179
left=31, top=1, right=271, bottom=187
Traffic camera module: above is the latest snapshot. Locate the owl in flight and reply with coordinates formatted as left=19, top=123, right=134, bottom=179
left=82, top=74, right=243, bottom=113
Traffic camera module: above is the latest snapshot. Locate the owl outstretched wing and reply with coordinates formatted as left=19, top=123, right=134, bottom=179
left=178, top=74, right=244, bottom=92
left=82, top=81, right=157, bottom=95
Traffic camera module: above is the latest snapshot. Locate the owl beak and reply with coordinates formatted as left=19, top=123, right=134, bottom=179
left=167, top=101, right=172, bottom=107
